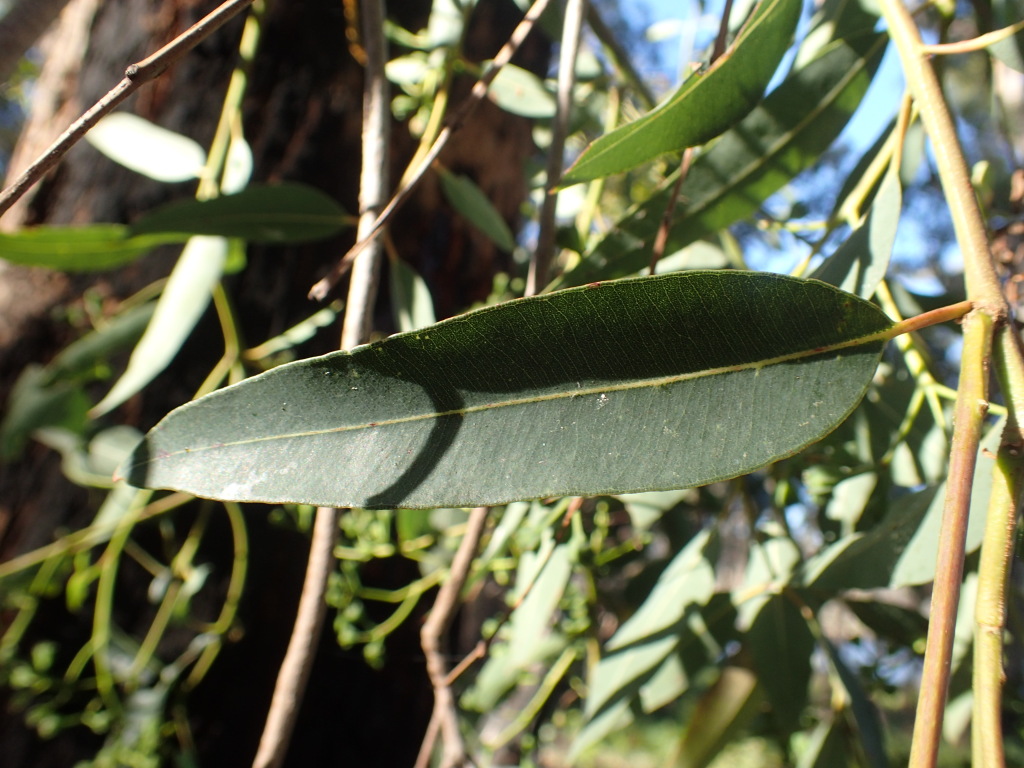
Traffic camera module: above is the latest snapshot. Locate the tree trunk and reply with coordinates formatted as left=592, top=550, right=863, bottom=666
left=0, top=0, right=546, bottom=765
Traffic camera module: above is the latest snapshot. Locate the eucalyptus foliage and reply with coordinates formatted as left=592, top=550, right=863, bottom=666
left=1, top=0, right=1022, bottom=766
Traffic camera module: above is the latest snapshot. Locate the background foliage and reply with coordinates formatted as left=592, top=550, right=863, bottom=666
left=1, top=0, right=1023, bottom=766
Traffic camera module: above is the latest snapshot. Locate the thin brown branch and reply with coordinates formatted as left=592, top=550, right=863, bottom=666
left=252, top=2, right=389, bottom=766
left=308, top=0, right=555, bottom=301
left=526, top=0, right=586, bottom=296
left=649, top=148, right=692, bottom=274
left=415, top=506, right=490, bottom=768
left=711, top=0, right=736, bottom=61
left=250, top=506, right=339, bottom=768
left=0, top=0, right=255, bottom=218
left=649, top=0, right=732, bottom=276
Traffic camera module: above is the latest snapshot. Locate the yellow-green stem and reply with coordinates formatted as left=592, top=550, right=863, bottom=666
left=876, top=1, right=1022, bottom=765
left=911, top=310, right=992, bottom=767
left=973, top=326, right=1024, bottom=766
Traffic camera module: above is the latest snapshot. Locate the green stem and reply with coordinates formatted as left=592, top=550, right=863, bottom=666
left=876, top=2, right=1021, bottom=765
left=973, top=327, right=1024, bottom=766
left=913, top=310, right=992, bottom=768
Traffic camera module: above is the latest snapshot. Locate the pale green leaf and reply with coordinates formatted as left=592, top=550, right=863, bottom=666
left=811, top=169, right=901, bottom=298
left=487, top=63, right=556, bottom=118
left=389, top=254, right=437, bottom=332
left=563, top=0, right=802, bottom=183
left=86, top=113, right=207, bottom=182
left=119, top=272, right=892, bottom=508
left=93, top=236, right=229, bottom=416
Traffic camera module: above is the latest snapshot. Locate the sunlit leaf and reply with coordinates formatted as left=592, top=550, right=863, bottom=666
left=93, top=237, right=229, bottom=416
left=563, top=0, right=802, bottom=183
left=388, top=254, right=437, bottom=333
left=560, top=30, right=887, bottom=286
left=86, top=112, right=207, bottom=182
left=119, top=272, right=893, bottom=508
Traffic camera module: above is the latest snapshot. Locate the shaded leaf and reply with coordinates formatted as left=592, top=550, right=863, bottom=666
left=560, top=30, right=887, bottom=286
left=572, top=531, right=720, bottom=756
left=677, top=665, right=763, bottom=768
left=129, top=184, right=350, bottom=243
left=437, top=168, right=516, bottom=252
left=120, top=272, right=892, bottom=508
left=563, top=0, right=802, bottom=183
left=747, top=593, right=815, bottom=735
left=823, top=639, right=889, bottom=768
left=801, top=425, right=994, bottom=593
left=0, top=303, right=155, bottom=458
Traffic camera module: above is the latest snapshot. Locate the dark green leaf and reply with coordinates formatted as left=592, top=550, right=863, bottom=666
left=747, top=593, right=815, bottom=735
left=120, top=272, right=892, bottom=508
left=129, top=183, right=350, bottom=242
left=437, top=168, right=516, bottom=252
left=563, top=0, right=802, bottom=183
left=822, top=640, right=889, bottom=768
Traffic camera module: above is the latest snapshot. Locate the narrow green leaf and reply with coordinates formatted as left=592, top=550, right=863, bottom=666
left=563, top=0, right=802, bottom=183
left=85, top=112, right=207, bottom=182
left=801, top=430, right=993, bottom=592
left=0, top=225, right=174, bottom=271
left=747, top=594, right=815, bottom=735
left=93, top=236, right=228, bottom=416
left=677, top=666, right=763, bottom=768
left=572, top=531, right=716, bottom=755
left=120, top=272, right=892, bottom=508
left=129, top=184, right=350, bottom=242
left=560, top=30, right=887, bottom=286
left=388, top=254, right=437, bottom=333
left=811, top=169, right=902, bottom=298
left=437, top=168, right=516, bottom=252
left=822, top=640, right=889, bottom=768
left=0, top=303, right=155, bottom=458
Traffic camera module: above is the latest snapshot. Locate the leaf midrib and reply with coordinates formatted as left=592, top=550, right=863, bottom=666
left=140, top=323, right=890, bottom=463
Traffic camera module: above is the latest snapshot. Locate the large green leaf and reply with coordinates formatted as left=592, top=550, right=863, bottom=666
left=119, top=271, right=892, bottom=508
left=563, top=0, right=802, bottom=183
left=559, top=30, right=887, bottom=286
